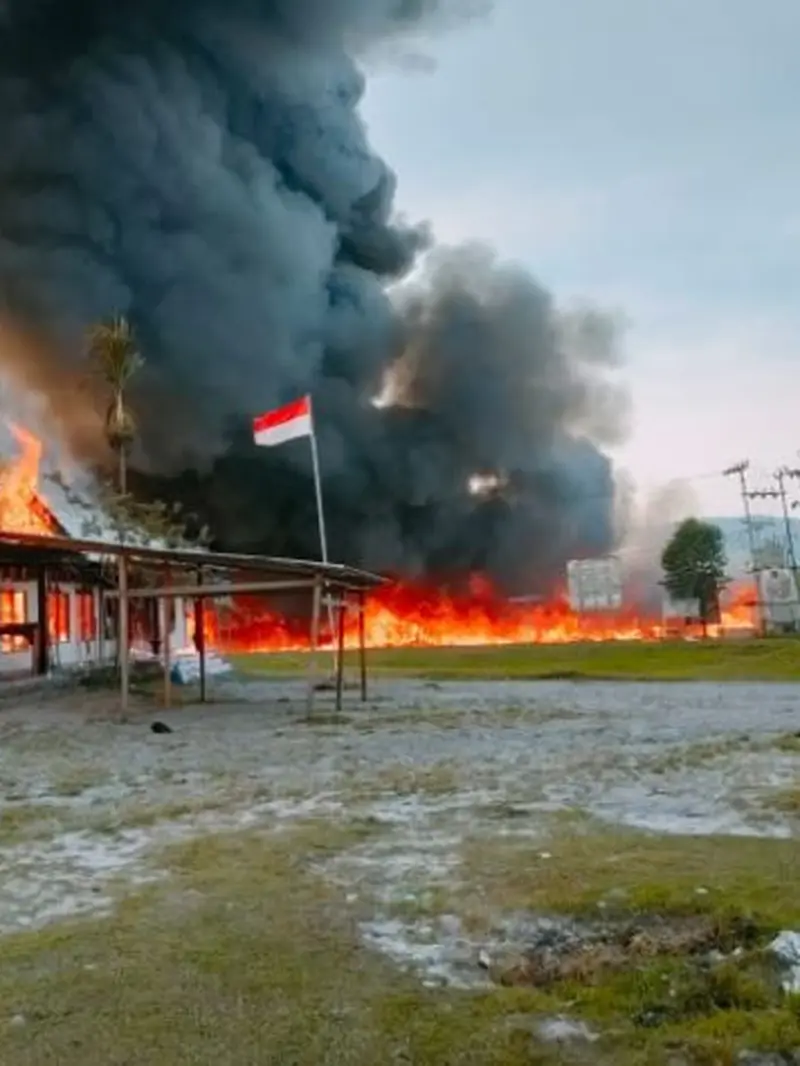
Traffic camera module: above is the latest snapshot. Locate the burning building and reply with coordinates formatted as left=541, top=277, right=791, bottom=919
left=0, top=418, right=386, bottom=696
left=0, top=423, right=195, bottom=677
left=0, top=422, right=116, bottom=676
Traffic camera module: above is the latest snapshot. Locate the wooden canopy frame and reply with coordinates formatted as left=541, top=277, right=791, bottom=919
left=0, top=530, right=383, bottom=716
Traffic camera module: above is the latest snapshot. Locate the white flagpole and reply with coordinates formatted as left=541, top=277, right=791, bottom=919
left=307, top=394, right=328, bottom=565
left=307, top=395, right=337, bottom=664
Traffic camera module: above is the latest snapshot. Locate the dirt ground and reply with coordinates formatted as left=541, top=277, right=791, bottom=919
left=0, top=674, right=798, bottom=980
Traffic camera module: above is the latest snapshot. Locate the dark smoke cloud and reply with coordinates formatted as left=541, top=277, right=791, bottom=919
left=0, top=0, right=628, bottom=592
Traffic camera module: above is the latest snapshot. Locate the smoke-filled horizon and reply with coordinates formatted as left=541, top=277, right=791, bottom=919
left=0, top=0, right=629, bottom=593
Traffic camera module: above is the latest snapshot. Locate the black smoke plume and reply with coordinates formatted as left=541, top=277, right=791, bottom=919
left=0, top=0, right=628, bottom=593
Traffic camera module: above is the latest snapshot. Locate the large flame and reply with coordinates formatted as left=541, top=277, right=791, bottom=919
left=0, top=423, right=58, bottom=535
left=207, top=575, right=758, bottom=653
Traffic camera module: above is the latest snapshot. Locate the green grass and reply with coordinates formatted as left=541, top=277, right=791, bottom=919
left=0, top=820, right=798, bottom=1064
left=427, top=824, right=800, bottom=1062
left=232, top=637, right=800, bottom=682
left=456, top=824, right=800, bottom=929
left=0, top=823, right=557, bottom=1066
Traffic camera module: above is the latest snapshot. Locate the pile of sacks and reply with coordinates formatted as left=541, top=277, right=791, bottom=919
left=169, top=648, right=234, bottom=685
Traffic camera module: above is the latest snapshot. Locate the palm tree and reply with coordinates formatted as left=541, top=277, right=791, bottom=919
left=88, top=314, right=143, bottom=715
left=88, top=315, right=143, bottom=489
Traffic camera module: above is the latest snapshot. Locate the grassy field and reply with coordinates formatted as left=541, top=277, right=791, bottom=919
left=2, top=675, right=799, bottom=1063
left=1, top=819, right=799, bottom=1065
left=232, top=636, right=800, bottom=682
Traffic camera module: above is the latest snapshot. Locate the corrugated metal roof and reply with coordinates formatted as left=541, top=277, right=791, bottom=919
left=40, top=471, right=197, bottom=552
left=0, top=529, right=383, bottom=589
left=0, top=428, right=380, bottom=588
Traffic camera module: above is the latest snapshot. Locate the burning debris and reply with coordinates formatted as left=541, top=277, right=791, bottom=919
left=0, top=0, right=626, bottom=595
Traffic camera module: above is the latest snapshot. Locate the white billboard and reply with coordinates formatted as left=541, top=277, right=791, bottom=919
left=566, top=557, right=623, bottom=612
left=758, top=568, right=797, bottom=605
left=757, top=568, right=799, bottom=628
left=662, top=596, right=701, bottom=621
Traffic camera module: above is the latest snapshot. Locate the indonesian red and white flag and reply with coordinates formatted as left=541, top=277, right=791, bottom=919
left=253, top=395, right=313, bottom=447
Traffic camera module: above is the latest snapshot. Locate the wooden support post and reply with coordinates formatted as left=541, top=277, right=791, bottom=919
left=96, top=587, right=105, bottom=665
left=359, top=590, right=367, bottom=703
left=35, top=566, right=48, bottom=676
left=149, top=597, right=160, bottom=657
left=163, top=569, right=172, bottom=710
left=335, top=594, right=346, bottom=714
left=195, top=568, right=207, bottom=704
left=306, top=576, right=322, bottom=720
left=118, top=550, right=129, bottom=719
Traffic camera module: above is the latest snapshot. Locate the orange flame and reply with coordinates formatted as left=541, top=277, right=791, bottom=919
left=0, top=423, right=57, bottom=535
left=208, top=576, right=758, bottom=653
left=0, top=422, right=759, bottom=652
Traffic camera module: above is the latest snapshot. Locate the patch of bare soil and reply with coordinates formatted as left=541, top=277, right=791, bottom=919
left=494, top=913, right=762, bottom=987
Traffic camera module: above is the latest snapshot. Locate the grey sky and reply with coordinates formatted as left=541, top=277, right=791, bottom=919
left=362, top=0, right=800, bottom=518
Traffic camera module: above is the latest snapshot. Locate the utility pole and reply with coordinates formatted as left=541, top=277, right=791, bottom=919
left=724, top=461, right=763, bottom=634
left=746, top=485, right=781, bottom=569
left=782, top=466, right=800, bottom=632
left=748, top=481, right=797, bottom=634
left=775, top=468, right=800, bottom=574
left=723, top=461, right=758, bottom=575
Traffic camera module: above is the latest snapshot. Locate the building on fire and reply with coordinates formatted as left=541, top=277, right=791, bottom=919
left=0, top=424, right=193, bottom=678
left=0, top=423, right=382, bottom=716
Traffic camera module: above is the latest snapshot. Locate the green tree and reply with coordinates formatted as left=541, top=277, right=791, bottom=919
left=661, top=517, right=728, bottom=634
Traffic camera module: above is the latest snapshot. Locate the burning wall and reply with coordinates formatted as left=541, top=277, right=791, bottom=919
left=0, top=0, right=627, bottom=596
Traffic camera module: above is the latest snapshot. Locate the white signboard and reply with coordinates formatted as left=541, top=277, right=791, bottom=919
left=662, top=596, right=701, bottom=621
left=758, top=568, right=797, bottom=606
left=566, top=557, right=623, bottom=612
left=757, top=568, right=799, bottom=628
